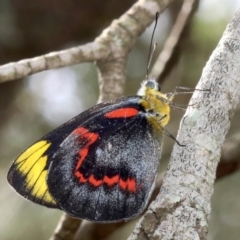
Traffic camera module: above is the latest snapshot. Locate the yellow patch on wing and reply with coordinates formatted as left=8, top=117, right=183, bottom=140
left=16, top=141, right=47, bottom=163
left=15, top=140, right=57, bottom=206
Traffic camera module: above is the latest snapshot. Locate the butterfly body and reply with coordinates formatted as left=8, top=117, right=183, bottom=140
left=7, top=79, right=172, bottom=222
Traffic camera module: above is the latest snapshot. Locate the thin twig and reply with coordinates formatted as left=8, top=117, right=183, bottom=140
left=49, top=214, right=82, bottom=240
left=150, top=0, right=198, bottom=82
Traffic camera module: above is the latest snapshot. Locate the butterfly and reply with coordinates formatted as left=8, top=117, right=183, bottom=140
left=7, top=78, right=176, bottom=223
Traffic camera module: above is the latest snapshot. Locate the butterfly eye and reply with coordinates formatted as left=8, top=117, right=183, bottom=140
left=145, top=80, right=155, bottom=89
left=145, top=80, right=161, bottom=92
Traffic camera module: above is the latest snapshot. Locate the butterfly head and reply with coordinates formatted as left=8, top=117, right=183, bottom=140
left=137, top=79, right=161, bottom=96
left=138, top=79, right=172, bottom=128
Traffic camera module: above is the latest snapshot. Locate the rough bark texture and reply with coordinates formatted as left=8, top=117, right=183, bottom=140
left=128, top=7, right=240, bottom=240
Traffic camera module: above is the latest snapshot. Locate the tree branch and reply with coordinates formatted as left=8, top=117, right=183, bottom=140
left=0, top=0, right=175, bottom=85
left=129, top=7, right=240, bottom=240
left=0, top=42, right=104, bottom=83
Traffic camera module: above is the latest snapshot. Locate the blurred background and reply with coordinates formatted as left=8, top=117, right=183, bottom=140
left=1, top=0, right=240, bottom=239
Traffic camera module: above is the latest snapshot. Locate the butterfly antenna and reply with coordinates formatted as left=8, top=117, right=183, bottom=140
left=146, top=12, right=159, bottom=80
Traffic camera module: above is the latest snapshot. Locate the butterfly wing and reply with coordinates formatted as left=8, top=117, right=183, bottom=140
left=47, top=96, right=163, bottom=222
left=7, top=96, right=163, bottom=222
left=7, top=99, right=129, bottom=208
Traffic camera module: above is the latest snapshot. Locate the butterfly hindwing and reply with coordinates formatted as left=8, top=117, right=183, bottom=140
left=47, top=96, right=162, bottom=222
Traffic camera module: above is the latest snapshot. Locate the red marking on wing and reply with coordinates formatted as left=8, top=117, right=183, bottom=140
left=127, top=178, right=136, bottom=192
left=120, top=178, right=137, bottom=192
left=89, top=175, right=102, bottom=187
left=103, top=175, right=120, bottom=186
left=119, top=179, right=127, bottom=190
left=73, top=127, right=99, bottom=182
left=73, top=127, right=137, bottom=193
left=104, top=108, right=138, bottom=118
left=108, top=176, right=136, bottom=193
left=75, top=172, right=87, bottom=183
